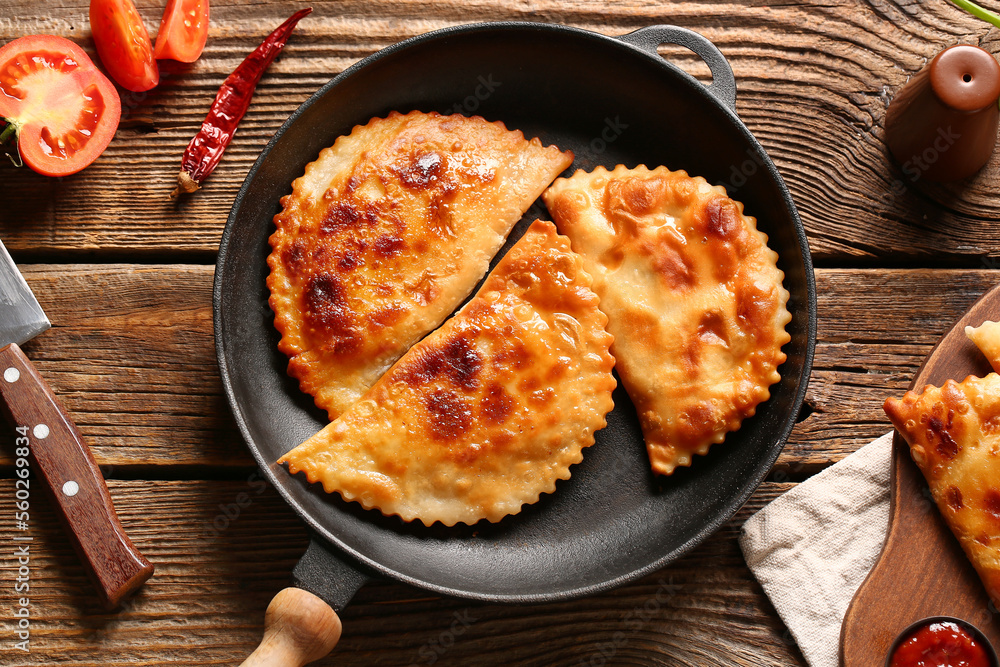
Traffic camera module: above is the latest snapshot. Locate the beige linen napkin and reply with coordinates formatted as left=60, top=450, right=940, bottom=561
left=739, top=432, right=894, bottom=667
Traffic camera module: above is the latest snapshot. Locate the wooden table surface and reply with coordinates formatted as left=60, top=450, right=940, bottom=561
left=2, top=0, right=1000, bottom=664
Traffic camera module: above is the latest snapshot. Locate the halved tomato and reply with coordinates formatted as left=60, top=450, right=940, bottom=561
left=153, top=0, right=209, bottom=63
left=90, top=0, right=159, bottom=92
left=0, top=35, right=122, bottom=177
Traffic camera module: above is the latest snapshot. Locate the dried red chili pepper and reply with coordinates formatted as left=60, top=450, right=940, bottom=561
left=171, top=7, right=312, bottom=198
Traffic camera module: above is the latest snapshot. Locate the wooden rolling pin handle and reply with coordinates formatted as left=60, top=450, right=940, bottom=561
left=241, top=588, right=342, bottom=667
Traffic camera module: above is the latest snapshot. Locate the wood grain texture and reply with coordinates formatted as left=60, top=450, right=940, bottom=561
left=0, top=264, right=996, bottom=470
left=0, top=264, right=243, bottom=467
left=0, top=479, right=802, bottom=666
left=2, top=0, right=1000, bottom=262
left=841, top=283, right=1000, bottom=666
left=240, top=588, right=343, bottom=667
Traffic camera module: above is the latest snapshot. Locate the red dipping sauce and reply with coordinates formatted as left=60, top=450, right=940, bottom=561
left=889, top=621, right=992, bottom=667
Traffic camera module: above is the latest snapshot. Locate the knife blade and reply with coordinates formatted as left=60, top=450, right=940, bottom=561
left=0, top=240, right=153, bottom=609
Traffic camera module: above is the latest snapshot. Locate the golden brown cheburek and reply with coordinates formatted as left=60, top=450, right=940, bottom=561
left=279, top=220, right=616, bottom=526
left=884, top=374, right=1000, bottom=607
left=966, top=320, right=1000, bottom=373
left=543, top=165, right=791, bottom=475
left=268, top=111, right=573, bottom=420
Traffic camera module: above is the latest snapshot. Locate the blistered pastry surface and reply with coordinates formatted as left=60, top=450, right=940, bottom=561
left=885, top=374, right=1000, bottom=605
left=543, top=165, right=791, bottom=474
left=267, top=111, right=573, bottom=419
left=278, top=220, right=616, bottom=526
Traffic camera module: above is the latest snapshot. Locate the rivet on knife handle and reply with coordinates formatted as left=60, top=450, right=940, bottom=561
left=0, top=343, right=153, bottom=609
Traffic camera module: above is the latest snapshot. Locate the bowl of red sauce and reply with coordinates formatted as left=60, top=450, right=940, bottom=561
left=886, top=617, right=998, bottom=667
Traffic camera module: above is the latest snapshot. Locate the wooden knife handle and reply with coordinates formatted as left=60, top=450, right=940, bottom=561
left=0, top=343, right=153, bottom=609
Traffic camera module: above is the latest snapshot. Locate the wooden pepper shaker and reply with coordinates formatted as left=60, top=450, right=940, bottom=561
left=885, top=44, right=1000, bottom=181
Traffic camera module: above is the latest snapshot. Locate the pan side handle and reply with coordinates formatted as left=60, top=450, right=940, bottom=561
left=616, top=25, right=737, bottom=112
left=240, top=538, right=370, bottom=666
left=292, top=537, right=371, bottom=612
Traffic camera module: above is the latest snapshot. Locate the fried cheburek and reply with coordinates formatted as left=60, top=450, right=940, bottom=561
left=278, top=220, right=617, bottom=526
left=966, top=320, right=1000, bottom=373
left=268, top=111, right=573, bottom=420
left=884, top=368, right=1000, bottom=607
left=543, top=165, right=791, bottom=475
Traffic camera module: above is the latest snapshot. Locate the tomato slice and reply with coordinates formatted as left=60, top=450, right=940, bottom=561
left=0, top=35, right=121, bottom=177
left=153, top=0, right=209, bottom=63
left=90, top=0, right=159, bottom=92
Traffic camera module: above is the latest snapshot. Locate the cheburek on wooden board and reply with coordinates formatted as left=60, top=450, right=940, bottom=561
left=267, top=111, right=792, bottom=526
left=884, top=320, right=1000, bottom=608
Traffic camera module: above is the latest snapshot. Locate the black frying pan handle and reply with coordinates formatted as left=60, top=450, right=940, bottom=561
left=616, top=25, right=737, bottom=112
left=293, top=536, right=371, bottom=612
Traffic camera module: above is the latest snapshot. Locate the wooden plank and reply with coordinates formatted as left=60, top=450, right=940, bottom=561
left=2, top=0, right=1000, bottom=262
left=1, top=264, right=247, bottom=468
left=0, top=265, right=996, bottom=469
left=0, top=479, right=802, bottom=666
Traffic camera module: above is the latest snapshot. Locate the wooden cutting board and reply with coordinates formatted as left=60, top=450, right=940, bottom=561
left=840, top=283, right=1000, bottom=666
